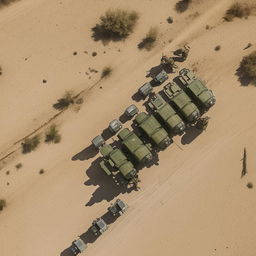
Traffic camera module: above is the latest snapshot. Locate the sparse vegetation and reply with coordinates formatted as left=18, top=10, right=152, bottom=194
left=45, top=124, right=61, bottom=143
left=22, top=135, right=40, bottom=154
left=224, top=3, right=250, bottom=22
left=101, top=66, right=113, bottom=78
left=247, top=182, right=253, bottom=189
left=175, top=0, right=192, bottom=13
left=237, top=51, right=256, bottom=85
left=92, top=9, right=139, bottom=41
left=92, top=51, right=97, bottom=57
left=0, top=199, right=6, bottom=211
left=6, top=171, right=10, bottom=175
left=215, top=45, right=221, bottom=51
left=16, top=163, right=22, bottom=169
left=138, top=27, right=158, bottom=51
left=241, top=147, right=247, bottom=178
left=0, top=0, right=17, bottom=5
left=53, top=91, right=74, bottom=110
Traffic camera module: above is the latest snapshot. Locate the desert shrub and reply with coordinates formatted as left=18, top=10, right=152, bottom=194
left=175, top=0, right=192, bottom=13
left=53, top=91, right=74, bottom=110
left=0, top=0, right=17, bottom=5
left=167, top=16, right=173, bottom=24
left=247, top=182, right=253, bottom=189
left=238, top=51, right=256, bottom=85
left=22, top=135, right=40, bottom=154
left=224, top=3, right=250, bottom=21
left=39, top=169, right=45, bottom=175
left=6, top=171, right=10, bottom=175
left=0, top=199, right=6, bottom=211
left=45, top=124, right=61, bottom=143
left=215, top=45, right=221, bottom=51
left=138, top=27, right=158, bottom=51
left=92, top=9, right=139, bottom=41
left=101, top=66, right=113, bottom=78
left=15, top=163, right=22, bottom=169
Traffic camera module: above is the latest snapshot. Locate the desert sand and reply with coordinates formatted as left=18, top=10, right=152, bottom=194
left=0, top=0, right=256, bottom=255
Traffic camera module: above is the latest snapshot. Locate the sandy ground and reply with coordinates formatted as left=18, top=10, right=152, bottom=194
left=1, top=0, right=256, bottom=255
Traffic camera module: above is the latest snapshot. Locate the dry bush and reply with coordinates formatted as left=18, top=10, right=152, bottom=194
left=53, top=91, right=74, bottom=110
left=0, top=0, right=17, bottom=5
left=15, top=163, right=22, bottom=169
left=175, top=0, right=192, bottom=13
left=0, top=199, right=6, bottom=211
left=237, top=51, right=256, bottom=85
left=39, top=169, right=45, bottom=175
left=92, top=9, right=139, bottom=41
left=215, top=45, right=221, bottom=51
left=22, top=135, right=40, bottom=154
left=224, top=3, right=250, bottom=21
left=45, top=124, right=61, bottom=143
left=247, top=182, right=253, bottom=189
left=101, top=66, right=113, bottom=78
left=138, top=27, right=158, bottom=51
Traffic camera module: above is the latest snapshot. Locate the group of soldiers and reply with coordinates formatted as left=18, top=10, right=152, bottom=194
left=160, top=45, right=190, bottom=73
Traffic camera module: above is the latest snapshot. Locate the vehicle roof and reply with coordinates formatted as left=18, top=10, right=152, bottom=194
left=139, top=115, right=162, bottom=136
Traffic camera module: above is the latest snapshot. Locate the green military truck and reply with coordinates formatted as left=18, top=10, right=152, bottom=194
left=148, top=93, right=185, bottom=134
left=178, top=68, right=216, bottom=109
left=164, top=82, right=200, bottom=123
left=117, top=128, right=153, bottom=164
left=135, top=112, right=171, bottom=150
left=99, top=144, right=138, bottom=183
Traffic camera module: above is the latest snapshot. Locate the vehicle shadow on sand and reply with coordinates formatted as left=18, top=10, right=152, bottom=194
left=60, top=211, right=119, bottom=256
left=84, top=158, right=134, bottom=206
left=181, top=126, right=203, bottom=145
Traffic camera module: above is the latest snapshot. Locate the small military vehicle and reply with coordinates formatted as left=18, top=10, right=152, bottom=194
left=148, top=93, right=186, bottom=134
left=108, top=199, right=128, bottom=216
left=135, top=112, right=171, bottom=150
left=71, top=238, right=87, bottom=255
left=125, top=104, right=139, bottom=118
left=91, top=135, right=105, bottom=148
left=164, top=82, right=200, bottom=123
left=139, top=82, right=153, bottom=97
left=90, top=218, right=108, bottom=236
left=117, top=128, right=153, bottom=163
left=153, top=70, right=168, bottom=84
left=99, top=144, right=138, bottom=182
left=178, top=68, right=216, bottom=109
left=109, top=119, right=122, bottom=134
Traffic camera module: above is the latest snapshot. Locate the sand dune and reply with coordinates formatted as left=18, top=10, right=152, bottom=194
left=0, top=0, right=256, bottom=256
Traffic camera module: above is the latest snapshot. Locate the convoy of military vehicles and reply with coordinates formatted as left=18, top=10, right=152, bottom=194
left=68, top=50, right=216, bottom=255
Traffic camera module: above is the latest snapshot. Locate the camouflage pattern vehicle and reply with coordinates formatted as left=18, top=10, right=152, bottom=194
left=164, top=82, right=200, bottom=123
left=117, top=128, right=153, bottom=163
left=108, top=119, right=122, bottom=134
left=125, top=104, right=139, bottom=118
left=139, top=82, right=153, bottom=97
left=153, top=70, right=169, bottom=84
left=135, top=112, right=171, bottom=150
left=108, top=199, right=128, bottom=216
left=160, top=55, right=178, bottom=73
left=99, top=144, right=138, bottom=183
left=90, top=218, right=108, bottom=236
left=71, top=238, right=87, bottom=255
left=178, top=68, right=216, bottom=109
left=148, top=93, right=186, bottom=134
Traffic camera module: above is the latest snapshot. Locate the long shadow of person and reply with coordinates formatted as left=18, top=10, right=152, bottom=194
left=84, top=158, right=134, bottom=206
left=181, top=126, right=203, bottom=145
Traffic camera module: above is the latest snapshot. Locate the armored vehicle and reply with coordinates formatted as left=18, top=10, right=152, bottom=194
left=139, top=82, right=153, bottom=97
left=153, top=70, right=168, bottom=84
left=117, top=128, right=153, bottom=163
left=99, top=144, right=137, bottom=182
left=109, top=119, right=122, bottom=134
left=71, top=238, right=87, bottom=255
left=178, top=68, right=216, bottom=109
left=125, top=104, right=138, bottom=118
left=91, top=135, right=105, bottom=148
left=135, top=112, right=171, bottom=150
left=148, top=93, right=185, bottom=134
left=164, top=82, right=200, bottom=123
left=108, top=199, right=128, bottom=216
left=90, top=218, right=108, bottom=236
